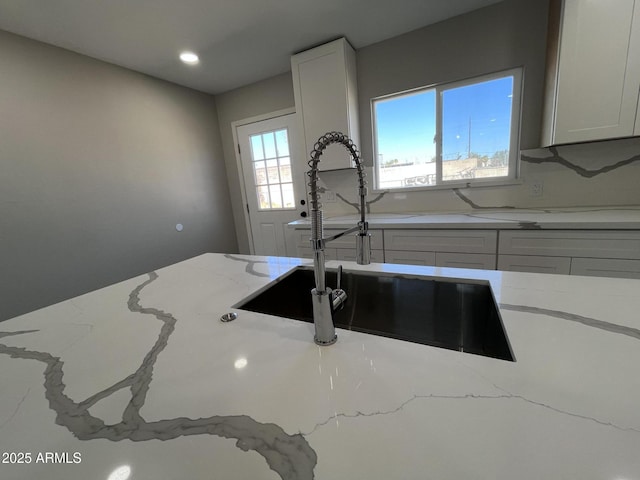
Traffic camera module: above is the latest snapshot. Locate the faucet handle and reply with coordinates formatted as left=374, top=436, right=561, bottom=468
left=331, top=288, right=347, bottom=311
left=331, top=264, right=347, bottom=312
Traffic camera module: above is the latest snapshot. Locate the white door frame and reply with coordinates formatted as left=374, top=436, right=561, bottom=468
left=231, top=107, right=303, bottom=255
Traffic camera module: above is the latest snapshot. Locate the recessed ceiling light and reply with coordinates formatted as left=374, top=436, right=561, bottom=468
left=179, top=51, right=199, bottom=65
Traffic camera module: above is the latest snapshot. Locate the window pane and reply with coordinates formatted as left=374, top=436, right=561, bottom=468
left=250, top=134, right=264, bottom=161
left=275, top=129, right=290, bottom=157
left=281, top=183, right=295, bottom=208
left=256, top=186, right=270, bottom=210
left=263, top=132, right=277, bottom=159
left=269, top=185, right=282, bottom=209
left=442, top=76, right=513, bottom=181
left=248, top=127, right=297, bottom=210
left=374, top=89, right=436, bottom=189
left=279, top=164, right=292, bottom=183
left=266, top=159, right=280, bottom=183
left=253, top=161, right=267, bottom=185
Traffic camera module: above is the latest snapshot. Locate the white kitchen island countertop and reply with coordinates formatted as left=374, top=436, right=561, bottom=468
left=1, top=253, right=639, bottom=479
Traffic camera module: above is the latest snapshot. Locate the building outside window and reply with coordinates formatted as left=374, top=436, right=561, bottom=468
left=372, top=68, right=523, bottom=190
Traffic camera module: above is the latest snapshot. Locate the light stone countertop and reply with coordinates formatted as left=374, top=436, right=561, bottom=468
left=0, top=253, right=639, bottom=479
left=288, top=206, right=640, bottom=230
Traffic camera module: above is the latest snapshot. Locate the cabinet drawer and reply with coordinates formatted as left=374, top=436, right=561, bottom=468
left=296, top=246, right=337, bottom=260
left=570, top=257, right=640, bottom=279
left=384, top=230, right=497, bottom=254
left=384, top=250, right=435, bottom=266
left=435, top=253, right=496, bottom=270
left=336, top=248, right=384, bottom=263
left=326, top=229, right=382, bottom=250
left=297, top=246, right=383, bottom=263
left=499, top=230, right=640, bottom=259
left=498, top=254, right=571, bottom=275
left=293, top=228, right=382, bottom=250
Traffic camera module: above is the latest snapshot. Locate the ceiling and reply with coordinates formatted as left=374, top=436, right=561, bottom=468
left=0, top=0, right=503, bottom=95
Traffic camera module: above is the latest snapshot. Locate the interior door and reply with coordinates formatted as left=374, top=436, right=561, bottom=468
left=237, top=114, right=308, bottom=256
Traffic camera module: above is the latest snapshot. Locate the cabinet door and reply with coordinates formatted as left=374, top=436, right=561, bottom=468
left=498, top=254, right=571, bottom=275
left=291, top=38, right=359, bottom=170
left=296, top=246, right=337, bottom=260
left=570, top=257, right=640, bottom=279
left=324, top=229, right=382, bottom=250
left=296, top=245, right=313, bottom=259
left=384, top=229, right=497, bottom=254
left=336, top=248, right=385, bottom=263
left=293, top=228, right=382, bottom=250
left=435, top=253, right=496, bottom=270
left=499, top=230, right=640, bottom=259
left=551, top=0, right=640, bottom=144
left=385, top=250, right=435, bottom=266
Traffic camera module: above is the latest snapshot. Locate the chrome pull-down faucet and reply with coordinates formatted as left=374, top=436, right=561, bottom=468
left=307, top=132, right=371, bottom=345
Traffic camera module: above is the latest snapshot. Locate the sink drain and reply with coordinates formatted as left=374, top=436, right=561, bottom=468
left=220, top=312, right=238, bottom=322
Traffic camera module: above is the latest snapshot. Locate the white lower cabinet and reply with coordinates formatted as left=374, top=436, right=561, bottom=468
left=383, top=229, right=497, bottom=270
left=498, top=230, right=640, bottom=279
left=296, top=246, right=337, bottom=260
left=384, top=250, right=435, bottom=266
left=295, top=229, right=383, bottom=262
left=570, top=257, right=640, bottom=279
left=385, top=250, right=496, bottom=270
left=436, top=253, right=496, bottom=270
left=336, top=248, right=384, bottom=263
left=296, top=246, right=384, bottom=263
left=498, top=230, right=640, bottom=259
left=293, top=228, right=382, bottom=250
left=384, top=229, right=497, bottom=254
left=293, top=227, right=640, bottom=279
left=498, top=254, right=571, bottom=275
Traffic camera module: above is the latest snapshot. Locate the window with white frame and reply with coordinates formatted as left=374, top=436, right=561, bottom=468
left=249, top=128, right=295, bottom=210
left=372, top=68, right=522, bottom=190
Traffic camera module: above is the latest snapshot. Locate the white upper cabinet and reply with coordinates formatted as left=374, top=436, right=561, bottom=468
left=542, top=0, right=640, bottom=145
left=291, top=38, right=360, bottom=171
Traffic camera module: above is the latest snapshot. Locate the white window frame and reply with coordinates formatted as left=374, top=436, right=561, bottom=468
left=372, top=67, right=523, bottom=192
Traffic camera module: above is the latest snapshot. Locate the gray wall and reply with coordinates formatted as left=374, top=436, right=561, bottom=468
left=357, top=0, right=549, bottom=166
left=0, top=30, right=237, bottom=321
left=215, top=73, right=295, bottom=253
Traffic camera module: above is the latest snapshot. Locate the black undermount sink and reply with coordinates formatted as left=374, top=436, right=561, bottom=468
left=235, top=267, right=514, bottom=361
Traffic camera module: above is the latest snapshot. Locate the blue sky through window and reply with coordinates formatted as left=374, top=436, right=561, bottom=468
left=375, top=76, right=514, bottom=165
left=442, top=76, right=513, bottom=161
left=375, top=89, right=436, bottom=164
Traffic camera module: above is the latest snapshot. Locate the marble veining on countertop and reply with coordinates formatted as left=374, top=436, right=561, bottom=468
left=1, top=253, right=639, bottom=479
left=289, top=205, right=640, bottom=230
